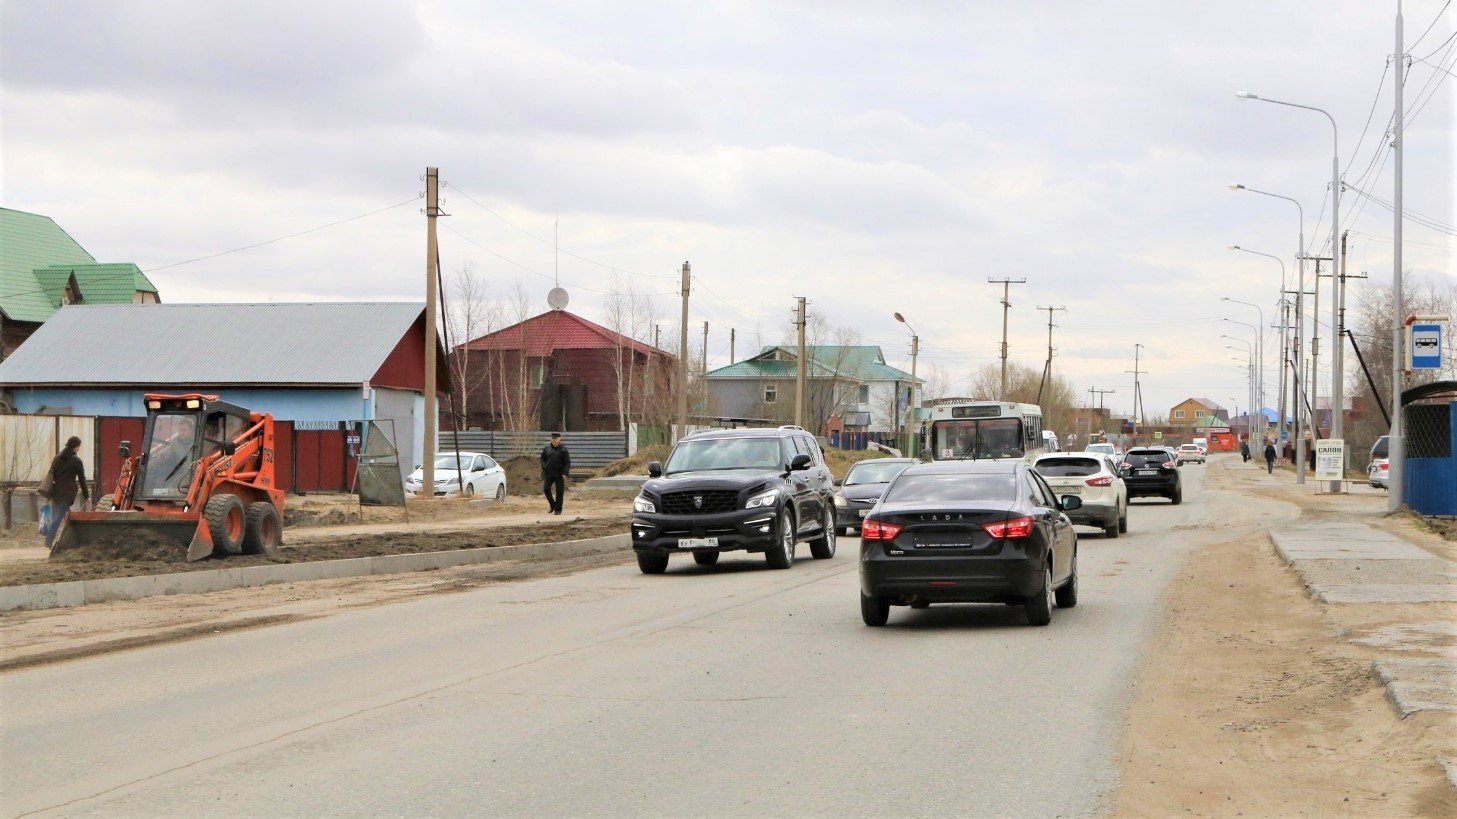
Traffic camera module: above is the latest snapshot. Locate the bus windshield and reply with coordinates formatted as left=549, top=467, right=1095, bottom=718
left=932, top=418, right=1025, bottom=460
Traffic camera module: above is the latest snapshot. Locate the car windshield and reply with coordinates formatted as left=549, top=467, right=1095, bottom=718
left=844, top=460, right=912, bottom=485
left=432, top=456, right=472, bottom=470
left=1035, top=457, right=1103, bottom=477
left=1179, top=445, right=1199, bottom=451
left=1085, top=444, right=1114, bottom=454
left=1124, top=450, right=1171, bottom=467
left=664, top=438, right=783, bottom=474
left=140, top=413, right=198, bottom=498
left=932, top=418, right=1024, bottom=459
left=884, top=473, right=1016, bottom=502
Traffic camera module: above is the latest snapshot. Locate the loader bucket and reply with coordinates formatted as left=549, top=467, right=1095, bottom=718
left=51, top=511, right=211, bottom=562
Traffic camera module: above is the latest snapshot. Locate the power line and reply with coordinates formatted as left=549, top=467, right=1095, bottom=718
left=1415, top=28, right=1457, bottom=62
left=0, top=195, right=423, bottom=301
left=1410, top=0, right=1452, bottom=51
left=1342, top=60, right=1391, bottom=178
left=440, top=223, right=675, bottom=297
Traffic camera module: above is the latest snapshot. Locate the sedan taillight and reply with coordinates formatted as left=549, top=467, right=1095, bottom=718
left=983, top=516, right=1034, bottom=539
left=1086, top=475, right=1114, bottom=487
left=861, top=518, right=904, bottom=542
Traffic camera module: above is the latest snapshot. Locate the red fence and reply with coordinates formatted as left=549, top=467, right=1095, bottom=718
left=94, top=417, right=353, bottom=496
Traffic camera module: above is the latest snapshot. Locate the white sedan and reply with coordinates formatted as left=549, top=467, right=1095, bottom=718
left=405, top=452, right=508, bottom=499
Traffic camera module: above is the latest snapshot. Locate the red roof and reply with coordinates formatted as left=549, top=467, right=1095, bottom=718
left=457, top=309, right=665, bottom=358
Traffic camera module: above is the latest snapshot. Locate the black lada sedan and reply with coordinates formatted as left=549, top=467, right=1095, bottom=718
left=858, top=459, right=1081, bottom=627
left=630, top=427, right=837, bottom=574
left=833, top=457, right=917, bottom=535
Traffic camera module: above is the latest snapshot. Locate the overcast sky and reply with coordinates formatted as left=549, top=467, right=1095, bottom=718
left=2, top=0, right=1452, bottom=420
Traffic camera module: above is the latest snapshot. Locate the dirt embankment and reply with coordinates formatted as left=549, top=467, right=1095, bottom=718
left=0, top=515, right=629, bottom=587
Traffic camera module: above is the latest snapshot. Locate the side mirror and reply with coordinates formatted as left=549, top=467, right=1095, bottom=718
left=119, top=441, right=131, bottom=459
left=1060, top=495, right=1083, bottom=511
left=790, top=453, right=813, bottom=471
left=414, top=464, right=421, bottom=471
left=647, top=461, right=663, bottom=478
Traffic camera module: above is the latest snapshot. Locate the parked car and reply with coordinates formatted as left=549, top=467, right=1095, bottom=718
left=858, top=459, right=1080, bottom=627
left=1034, top=453, right=1128, bottom=538
left=1121, top=447, right=1183, bottom=504
left=404, top=452, right=507, bottom=499
left=833, top=457, right=917, bottom=535
left=1368, top=435, right=1390, bottom=489
left=1175, top=444, right=1206, bottom=465
left=630, top=426, right=836, bottom=574
left=1084, top=442, right=1120, bottom=460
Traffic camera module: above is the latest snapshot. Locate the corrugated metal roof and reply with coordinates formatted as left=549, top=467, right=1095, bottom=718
left=36, top=263, right=159, bottom=303
left=0, top=208, right=96, bottom=323
left=0, top=302, right=425, bottom=386
left=460, top=309, right=667, bottom=358
left=707, top=345, right=919, bottom=383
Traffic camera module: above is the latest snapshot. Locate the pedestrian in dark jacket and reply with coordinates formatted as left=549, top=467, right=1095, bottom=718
left=1240, top=439, right=1251, bottom=462
left=42, top=436, right=89, bottom=548
left=1263, top=441, right=1277, bottom=474
left=540, top=433, right=571, bottom=515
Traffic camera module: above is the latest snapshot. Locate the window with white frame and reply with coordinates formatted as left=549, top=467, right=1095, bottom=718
left=858, top=384, right=870, bottom=405
left=1174, top=409, right=1185, bottom=419
left=764, top=384, right=778, bottom=403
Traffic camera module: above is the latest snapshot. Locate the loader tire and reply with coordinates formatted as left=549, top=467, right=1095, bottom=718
left=203, top=494, right=246, bottom=556
left=242, top=502, right=282, bottom=555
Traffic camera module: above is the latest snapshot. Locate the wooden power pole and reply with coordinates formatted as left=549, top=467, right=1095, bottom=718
left=422, top=167, right=440, bottom=495
left=988, top=277, right=1026, bottom=399
left=1035, top=305, right=1066, bottom=405
left=794, top=297, right=807, bottom=428
left=676, top=262, right=690, bottom=443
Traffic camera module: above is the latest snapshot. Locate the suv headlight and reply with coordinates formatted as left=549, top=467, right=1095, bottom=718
left=833, top=493, right=847, bottom=508
left=633, top=495, right=656, bottom=513
left=745, top=490, right=777, bottom=509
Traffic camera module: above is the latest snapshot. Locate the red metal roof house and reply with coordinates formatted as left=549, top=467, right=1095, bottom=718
left=451, top=309, right=675, bottom=432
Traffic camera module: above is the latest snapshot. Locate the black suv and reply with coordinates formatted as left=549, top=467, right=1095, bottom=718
left=1121, top=447, right=1182, bottom=504
left=630, top=427, right=837, bottom=573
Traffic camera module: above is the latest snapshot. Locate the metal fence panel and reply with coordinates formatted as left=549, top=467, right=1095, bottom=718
left=0, top=415, right=96, bottom=484
left=439, top=431, right=627, bottom=469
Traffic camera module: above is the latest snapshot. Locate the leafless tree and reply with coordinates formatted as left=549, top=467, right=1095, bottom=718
left=0, top=417, right=51, bottom=530
left=446, top=262, right=501, bottom=429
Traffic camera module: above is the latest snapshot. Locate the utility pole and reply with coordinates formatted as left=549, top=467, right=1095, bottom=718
left=1035, top=305, right=1066, bottom=405
left=794, top=297, right=807, bottom=428
left=701, top=321, right=709, bottom=376
left=1336, top=230, right=1368, bottom=483
left=1127, top=344, right=1146, bottom=445
left=654, top=325, right=661, bottom=350
left=1276, top=297, right=1290, bottom=444
left=1088, top=387, right=1115, bottom=411
left=1390, top=2, right=1407, bottom=512
left=988, top=278, right=1026, bottom=399
left=422, top=167, right=440, bottom=497
left=729, top=327, right=736, bottom=364
left=676, top=262, right=690, bottom=444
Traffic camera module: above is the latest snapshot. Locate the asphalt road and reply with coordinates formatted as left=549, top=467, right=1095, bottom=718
left=3, top=462, right=1233, bottom=817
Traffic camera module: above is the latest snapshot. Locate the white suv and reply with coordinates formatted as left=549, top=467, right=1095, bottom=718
left=1033, top=453, right=1129, bottom=538
left=1176, top=444, right=1206, bottom=465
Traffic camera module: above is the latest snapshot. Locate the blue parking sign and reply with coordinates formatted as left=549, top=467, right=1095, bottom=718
left=1410, top=323, right=1442, bottom=370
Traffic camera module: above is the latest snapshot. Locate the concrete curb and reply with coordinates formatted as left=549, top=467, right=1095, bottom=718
left=0, top=533, right=630, bottom=613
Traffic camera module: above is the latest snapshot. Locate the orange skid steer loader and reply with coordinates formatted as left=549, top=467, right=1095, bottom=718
left=53, top=393, right=285, bottom=562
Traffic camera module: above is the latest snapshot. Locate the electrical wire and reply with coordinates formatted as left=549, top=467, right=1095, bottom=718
left=1343, top=60, right=1392, bottom=178
left=0, top=195, right=423, bottom=301
left=1410, top=0, right=1452, bottom=51
left=440, top=223, right=676, bottom=297
left=1415, top=28, right=1457, bottom=62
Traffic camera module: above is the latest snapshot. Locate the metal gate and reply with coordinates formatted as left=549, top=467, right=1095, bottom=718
left=442, top=431, right=627, bottom=470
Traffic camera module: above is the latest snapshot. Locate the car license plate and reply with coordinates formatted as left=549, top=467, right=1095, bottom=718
left=1137, top=469, right=1158, bottom=476
left=677, top=537, right=718, bottom=549
left=1058, top=485, right=1082, bottom=494
left=858, top=509, right=869, bottom=517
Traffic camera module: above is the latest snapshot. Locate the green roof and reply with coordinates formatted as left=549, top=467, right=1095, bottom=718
left=1, top=208, right=156, bottom=324
left=1, top=208, right=95, bottom=322
left=707, top=345, right=919, bottom=383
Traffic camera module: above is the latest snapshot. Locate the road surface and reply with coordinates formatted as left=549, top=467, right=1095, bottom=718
left=3, top=464, right=1242, bottom=817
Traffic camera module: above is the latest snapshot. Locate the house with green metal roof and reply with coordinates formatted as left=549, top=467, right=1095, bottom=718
left=705, top=345, right=920, bottom=433
left=0, top=207, right=159, bottom=360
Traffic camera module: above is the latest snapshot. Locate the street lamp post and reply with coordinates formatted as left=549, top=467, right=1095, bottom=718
left=1221, top=301, right=1265, bottom=431
left=1235, top=93, right=1342, bottom=488
left=1224, top=337, right=1256, bottom=440
left=893, top=312, right=920, bottom=456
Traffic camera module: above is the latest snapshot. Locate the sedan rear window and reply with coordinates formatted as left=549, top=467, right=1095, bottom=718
left=883, top=474, right=1015, bottom=502
left=1035, top=457, right=1102, bottom=477
left=1124, top=450, right=1171, bottom=467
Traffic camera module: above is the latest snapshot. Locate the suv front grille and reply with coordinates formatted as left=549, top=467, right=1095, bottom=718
left=660, top=490, right=740, bottom=515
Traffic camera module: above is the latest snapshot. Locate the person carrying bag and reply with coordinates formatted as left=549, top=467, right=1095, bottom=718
left=41, top=436, right=90, bottom=549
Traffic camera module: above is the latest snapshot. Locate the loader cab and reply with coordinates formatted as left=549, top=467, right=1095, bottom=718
left=134, top=395, right=253, bottom=502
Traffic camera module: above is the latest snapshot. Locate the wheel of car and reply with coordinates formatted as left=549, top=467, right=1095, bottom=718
left=1055, top=549, right=1078, bottom=609
left=693, top=551, right=719, bottom=566
left=464, top=482, right=476, bottom=498
left=636, top=552, right=669, bottom=574
left=1103, top=517, right=1119, bottom=538
left=809, top=507, right=836, bottom=559
left=909, top=600, right=930, bottom=609
left=765, top=509, right=796, bottom=569
left=1025, top=561, right=1053, bottom=626
left=860, top=592, right=890, bottom=626
left=1170, top=488, right=1183, bottom=505
left=1118, top=507, right=1128, bottom=534
left=494, top=482, right=506, bottom=501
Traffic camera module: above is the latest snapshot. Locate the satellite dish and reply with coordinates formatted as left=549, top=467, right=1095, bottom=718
left=547, top=287, right=569, bottom=310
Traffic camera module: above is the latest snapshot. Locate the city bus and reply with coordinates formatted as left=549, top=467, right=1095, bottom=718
left=922, top=400, right=1047, bottom=463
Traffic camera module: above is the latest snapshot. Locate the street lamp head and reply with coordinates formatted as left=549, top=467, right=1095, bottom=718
left=1229, top=183, right=1246, bottom=190
left=1236, top=91, right=1259, bottom=100
left=1220, top=296, right=1231, bottom=302
left=893, top=312, right=906, bottom=323
left=1228, top=244, right=1241, bottom=250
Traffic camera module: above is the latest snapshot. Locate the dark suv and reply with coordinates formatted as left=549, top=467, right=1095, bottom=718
left=630, top=427, right=837, bottom=573
left=1121, top=447, right=1182, bottom=504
